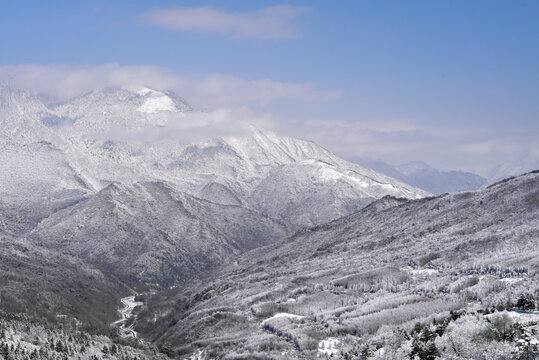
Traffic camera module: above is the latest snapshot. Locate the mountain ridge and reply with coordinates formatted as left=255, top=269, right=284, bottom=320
left=0, top=86, right=428, bottom=231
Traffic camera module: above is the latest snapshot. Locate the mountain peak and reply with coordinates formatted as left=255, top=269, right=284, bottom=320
left=125, top=86, right=192, bottom=114
left=45, top=86, right=192, bottom=133
left=396, top=160, right=435, bottom=175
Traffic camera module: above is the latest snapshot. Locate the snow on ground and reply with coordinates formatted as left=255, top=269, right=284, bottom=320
left=263, top=313, right=305, bottom=324
left=318, top=337, right=340, bottom=357
left=374, top=347, right=386, bottom=357
left=188, top=350, right=205, bottom=360
left=402, top=267, right=439, bottom=276
left=486, top=309, right=539, bottom=339
left=314, top=161, right=371, bottom=189
left=505, top=309, right=539, bottom=322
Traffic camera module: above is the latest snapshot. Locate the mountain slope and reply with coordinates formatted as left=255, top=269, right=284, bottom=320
left=0, top=86, right=51, bottom=142
left=0, top=232, right=131, bottom=331
left=249, top=159, right=416, bottom=229
left=0, top=140, right=90, bottom=229
left=134, top=171, right=539, bottom=358
left=164, top=130, right=428, bottom=227
left=31, top=181, right=287, bottom=286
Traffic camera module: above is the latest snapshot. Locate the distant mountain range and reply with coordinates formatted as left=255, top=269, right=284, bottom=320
left=357, top=159, right=487, bottom=195
left=487, top=155, right=539, bottom=182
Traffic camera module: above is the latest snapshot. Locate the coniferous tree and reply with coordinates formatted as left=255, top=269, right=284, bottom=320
left=516, top=294, right=535, bottom=312
left=424, top=341, right=439, bottom=360
left=55, top=340, right=64, bottom=353
left=1, top=343, right=9, bottom=357
left=359, top=344, right=372, bottom=360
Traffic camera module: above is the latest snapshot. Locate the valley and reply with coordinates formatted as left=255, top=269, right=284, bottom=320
left=131, top=170, right=539, bottom=359
left=0, top=86, right=537, bottom=359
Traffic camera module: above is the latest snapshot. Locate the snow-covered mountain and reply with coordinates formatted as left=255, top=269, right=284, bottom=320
left=50, top=87, right=191, bottom=134
left=0, top=86, right=427, bottom=231
left=0, top=85, right=429, bottom=288
left=0, top=87, right=51, bottom=142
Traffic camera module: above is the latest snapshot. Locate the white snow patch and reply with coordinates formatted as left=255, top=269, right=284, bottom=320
left=486, top=310, right=539, bottom=325
left=379, top=182, right=398, bottom=191
left=318, top=337, right=340, bottom=356
left=263, top=312, right=304, bottom=323
left=506, top=310, right=539, bottom=321
left=137, top=89, right=177, bottom=113
left=188, top=350, right=205, bottom=360
left=402, top=267, right=439, bottom=276
left=133, top=87, right=153, bottom=96
left=138, top=96, right=176, bottom=113
left=517, top=337, right=539, bottom=345
left=315, top=163, right=369, bottom=188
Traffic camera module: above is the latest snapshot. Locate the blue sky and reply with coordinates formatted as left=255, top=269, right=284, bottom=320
left=1, top=1, right=538, bottom=176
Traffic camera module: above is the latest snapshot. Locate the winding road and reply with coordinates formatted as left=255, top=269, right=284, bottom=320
left=111, top=296, right=143, bottom=339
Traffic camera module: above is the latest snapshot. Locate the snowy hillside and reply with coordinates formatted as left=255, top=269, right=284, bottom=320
left=31, top=181, right=287, bottom=285
left=135, top=170, right=539, bottom=359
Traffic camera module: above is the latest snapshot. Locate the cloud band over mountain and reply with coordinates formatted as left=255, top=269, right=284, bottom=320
left=0, top=63, right=537, bottom=179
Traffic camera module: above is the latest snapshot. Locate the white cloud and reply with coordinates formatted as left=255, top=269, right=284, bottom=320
left=103, top=106, right=276, bottom=145
left=271, top=117, right=539, bottom=178
left=0, top=63, right=339, bottom=106
left=142, top=5, right=307, bottom=39
left=0, top=63, right=536, bottom=179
